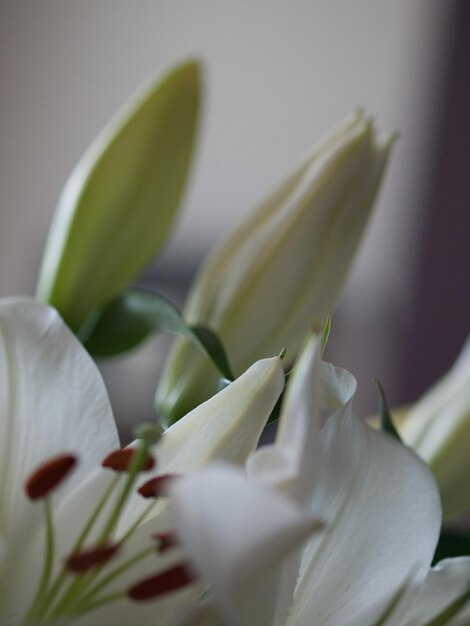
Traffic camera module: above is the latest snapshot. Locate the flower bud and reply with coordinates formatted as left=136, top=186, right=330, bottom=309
left=400, top=337, right=470, bottom=519
left=36, top=60, right=200, bottom=332
left=157, top=111, right=395, bottom=423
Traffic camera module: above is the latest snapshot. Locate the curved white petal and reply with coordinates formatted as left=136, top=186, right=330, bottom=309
left=170, top=463, right=319, bottom=626
left=158, top=356, right=284, bottom=472
left=400, top=337, right=470, bottom=519
left=117, top=357, right=284, bottom=535
left=248, top=336, right=321, bottom=503
left=402, top=558, right=470, bottom=626
left=0, top=297, right=119, bottom=617
left=288, top=407, right=441, bottom=626
left=318, top=360, right=357, bottom=423
left=246, top=337, right=322, bottom=626
left=176, top=601, right=221, bottom=626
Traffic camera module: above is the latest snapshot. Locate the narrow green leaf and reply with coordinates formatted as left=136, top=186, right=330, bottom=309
left=191, top=326, right=234, bottom=381
left=37, top=60, right=201, bottom=331
left=267, top=369, right=292, bottom=424
left=375, top=380, right=402, bottom=442
left=433, top=529, right=470, bottom=565
left=81, top=289, right=234, bottom=381
left=321, top=315, right=331, bottom=355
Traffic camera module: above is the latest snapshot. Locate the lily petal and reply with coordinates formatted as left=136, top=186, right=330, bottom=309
left=247, top=335, right=321, bottom=503
left=289, top=403, right=441, bottom=625
left=0, top=297, right=119, bottom=615
left=170, top=463, right=319, bottom=626
left=402, top=558, right=470, bottom=626
left=156, top=356, right=284, bottom=473
left=400, top=337, right=470, bottom=519
left=117, top=356, right=284, bottom=534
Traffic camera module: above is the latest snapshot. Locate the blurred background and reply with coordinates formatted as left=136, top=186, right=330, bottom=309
left=1, top=0, right=468, bottom=436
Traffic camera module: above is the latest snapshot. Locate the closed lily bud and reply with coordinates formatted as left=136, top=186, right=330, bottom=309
left=157, top=110, right=395, bottom=423
left=400, top=338, right=470, bottom=520
left=36, top=60, right=200, bottom=332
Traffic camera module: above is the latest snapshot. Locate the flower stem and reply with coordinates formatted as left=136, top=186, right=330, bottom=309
left=22, top=497, right=54, bottom=623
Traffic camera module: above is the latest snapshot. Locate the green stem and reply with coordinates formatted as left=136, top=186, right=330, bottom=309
left=98, top=445, right=150, bottom=544
left=22, top=498, right=54, bottom=623
left=70, top=546, right=156, bottom=612
left=38, top=474, right=120, bottom=622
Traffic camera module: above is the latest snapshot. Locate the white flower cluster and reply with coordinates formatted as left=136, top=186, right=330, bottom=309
left=0, top=61, right=468, bottom=625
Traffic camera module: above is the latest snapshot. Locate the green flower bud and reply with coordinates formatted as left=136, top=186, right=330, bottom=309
left=36, top=60, right=200, bottom=332
left=157, top=110, right=395, bottom=424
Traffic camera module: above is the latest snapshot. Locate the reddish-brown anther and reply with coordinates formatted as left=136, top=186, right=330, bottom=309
left=128, top=563, right=194, bottom=601
left=137, top=473, right=179, bottom=498
left=65, top=544, right=118, bottom=573
left=102, top=448, right=155, bottom=472
left=152, top=532, right=179, bottom=554
left=25, top=454, right=77, bottom=500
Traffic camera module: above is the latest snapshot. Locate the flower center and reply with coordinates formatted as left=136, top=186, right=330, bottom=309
left=21, top=424, right=192, bottom=624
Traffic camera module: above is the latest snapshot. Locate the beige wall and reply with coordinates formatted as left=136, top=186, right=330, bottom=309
left=0, top=1, right=453, bottom=423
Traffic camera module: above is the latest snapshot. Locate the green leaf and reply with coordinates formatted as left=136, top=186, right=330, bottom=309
left=191, top=326, right=234, bottom=381
left=267, top=369, right=292, bottom=424
left=37, top=60, right=201, bottom=332
left=433, top=529, right=470, bottom=565
left=375, top=379, right=402, bottom=442
left=81, top=289, right=234, bottom=381
left=321, top=315, right=331, bottom=355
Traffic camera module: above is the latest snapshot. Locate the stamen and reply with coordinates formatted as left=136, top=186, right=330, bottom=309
left=128, top=563, right=194, bottom=601
left=138, top=473, right=179, bottom=498
left=102, top=448, right=155, bottom=472
left=65, top=544, right=119, bottom=573
left=25, top=454, right=77, bottom=500
left=152, top=532, right=178, bottom=554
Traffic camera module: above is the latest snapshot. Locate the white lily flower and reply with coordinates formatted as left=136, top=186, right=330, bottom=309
left=169, top=338, right=470, bottom=626
left=399, top=337, right=470, bottom=519
left=0, top=298, right=284, bottom=625
left=157, top=110, right=396, bottom=423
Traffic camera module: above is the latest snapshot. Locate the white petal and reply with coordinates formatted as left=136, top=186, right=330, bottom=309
left=288, top=408, right=441, bottom=626
left=170, top=463, right=318, bottom=626
left=318, top=360, right=357, bottom=423
left=0, top=298, right=118, bottom=614
left=176, top=601, right=221, bottom=626
left=402, top=558, right=470, bottom=626
left=117, top=356, right=284, bottom=536
left=400, top=337, right=470, bottom=518
left=78, top=512, right=200, bottom=626
left=157, top=357, right=284, bottom=474
left=247, top=336, right=321, bottom=503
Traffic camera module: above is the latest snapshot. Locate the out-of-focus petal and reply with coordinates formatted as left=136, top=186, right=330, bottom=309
left=247, top=335, right=321, bottom=503
left=170, top=463, right=319, bottom=626
left=401, top=558, right=470, bottom=626
left=288, top=408, right=441, bottom=626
